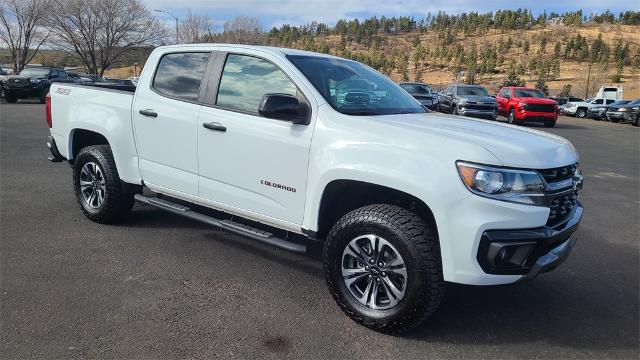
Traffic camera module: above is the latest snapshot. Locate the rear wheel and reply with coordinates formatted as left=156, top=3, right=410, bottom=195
left=73, top=145, right=134, bottom=223
left=323, top=204, right=444, bottom=334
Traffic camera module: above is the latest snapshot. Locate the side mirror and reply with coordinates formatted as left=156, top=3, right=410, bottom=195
left=259, top=94, right=309, bottom=124
left=446, top=92, right=453, bottom=96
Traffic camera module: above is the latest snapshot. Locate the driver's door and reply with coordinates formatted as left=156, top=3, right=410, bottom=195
left=496, top=88, right=511, bottom=116
left=197, top=52, right=314, bottom=226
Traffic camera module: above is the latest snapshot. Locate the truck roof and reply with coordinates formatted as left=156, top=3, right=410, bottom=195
left=155, top=43, right=340, bottom=59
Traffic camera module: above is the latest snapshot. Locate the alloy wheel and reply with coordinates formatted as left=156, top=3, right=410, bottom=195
left=79, top=162, right=106, bottom=209
left=341, top=234, right=407, bottom=310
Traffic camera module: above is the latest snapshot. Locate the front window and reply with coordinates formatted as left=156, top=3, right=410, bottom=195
left=287, top=55, right=425, bottom=116
left=457, top=86, right=489, bottom=97
left=514, top=89, right=545, bottom=98
left=216, top=54, right=298, bottom=114
left=19, top=67, right=50, bottom=77
left=400, top=83, right=431, bottom=95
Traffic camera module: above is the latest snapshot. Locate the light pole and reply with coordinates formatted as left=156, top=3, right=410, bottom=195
left=154, top=9, right=179, bottom=44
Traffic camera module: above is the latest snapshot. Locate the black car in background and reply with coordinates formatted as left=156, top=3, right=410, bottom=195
left=399, top=82, right=437, bottom=110
left=587, top=102, right=612, bottom=120
left=438, top=84, right=497, bottom=120
left=2, top=67, right=72, bottom=103
left=606, top=99, right=640, bottom=126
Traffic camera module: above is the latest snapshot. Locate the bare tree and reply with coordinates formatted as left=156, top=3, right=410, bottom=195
left=178, top=10, right=212, bottom=44
left=210, top=16, right=264, bottom=44
left=48, top=0, right=165, bottom=75
left=0, top=0, right=50, bottom=73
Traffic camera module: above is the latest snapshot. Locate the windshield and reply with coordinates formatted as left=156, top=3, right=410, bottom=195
left=19, top=67, right=50, bottom=77
left=400, top=83, right=431, bottom=95
left=287, top=55, right=424, bottom=116
left=457, top=86, right=488, bottom=96
left=514, top=89, right=545, bottom=98
left=627, top=99, right=640, bottom=106
left=611, top=101, right=629, bottom=106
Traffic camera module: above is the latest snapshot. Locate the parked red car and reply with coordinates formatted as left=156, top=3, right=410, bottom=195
left=496, top=87, right=559, bottom=127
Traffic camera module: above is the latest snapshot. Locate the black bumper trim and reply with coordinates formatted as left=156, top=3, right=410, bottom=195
left=46, top=135, right=65, bottom=162
left=477, top=202, right=583, bottom=275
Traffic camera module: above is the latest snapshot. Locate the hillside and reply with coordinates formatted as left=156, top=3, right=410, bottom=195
left=270, top=22, right=640, bottom=99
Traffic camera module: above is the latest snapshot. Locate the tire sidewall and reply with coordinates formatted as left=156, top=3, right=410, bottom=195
left=325, top=219, right=429, bottom=324
left=508, top=109, right=515, bottom=124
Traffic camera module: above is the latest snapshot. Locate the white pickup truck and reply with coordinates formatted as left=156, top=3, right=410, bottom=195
left=46, top=44, right=584, bottom=333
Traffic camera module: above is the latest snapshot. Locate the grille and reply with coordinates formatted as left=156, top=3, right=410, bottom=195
left=525, top=103, right=556, bottom=113
left=7, top=78, right=29, bottom=88
left=466, top=103, right=495, bottom=110
left=546, top=190, right=579, bottom=227
left=539, top=163, right=578, bottom=183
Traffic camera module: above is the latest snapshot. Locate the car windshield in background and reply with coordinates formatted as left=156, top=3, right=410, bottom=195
left=627, top=99, right=640, bottom=106
left=400, top=83, right=431, bottom=95
left=287, top=55, right=425, bottom=116
left=514, top=89, right=545, bottom=98
left=19, top=68, right=50, bottom=77
left=610, top=100, right=630, bottom=106
left=457, top=86, right=488, bottom=96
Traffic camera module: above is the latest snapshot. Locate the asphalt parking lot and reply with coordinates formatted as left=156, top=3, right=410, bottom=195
left=1, top=101, right=638, bottom=359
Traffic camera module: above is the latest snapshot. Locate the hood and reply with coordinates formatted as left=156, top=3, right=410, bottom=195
left=607, top=103, right=629, bottom=110
left=372, top=112, right=578, bottom=169
left=513, top=97, right=557, bottom=105
left=459, top=95, right=496, bottom=103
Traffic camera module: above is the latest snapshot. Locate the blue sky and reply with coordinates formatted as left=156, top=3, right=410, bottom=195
left=144, top=0, right=635, bottom=29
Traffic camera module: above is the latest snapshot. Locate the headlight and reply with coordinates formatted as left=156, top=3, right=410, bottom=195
left=519, top=102, right=528, bottom=109
left=456, top=162, right=545, bottom=206
left=458, top=99, right=467, bottom=105
left=30, top=79, right=41, bottom=84
left=618, top=107, right=629, bottom=112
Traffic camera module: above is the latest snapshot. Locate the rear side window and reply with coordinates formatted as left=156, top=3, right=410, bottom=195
left=216, top=54, right=297, bottom=114
left=152, top=52, right=210, bottom=102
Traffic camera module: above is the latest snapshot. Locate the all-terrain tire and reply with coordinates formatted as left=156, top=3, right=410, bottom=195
left=73, top=145, right=134, bottom=224
left=323, top=204, right=445, bottom=334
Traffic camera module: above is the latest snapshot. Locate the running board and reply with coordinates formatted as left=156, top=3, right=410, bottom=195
left=134, top=194, right=307, bottom=254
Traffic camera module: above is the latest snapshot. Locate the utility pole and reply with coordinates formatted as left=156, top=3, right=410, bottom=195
left=155, top=9, right=179, bottom=44
left=584, top=63, right=592, bottom=99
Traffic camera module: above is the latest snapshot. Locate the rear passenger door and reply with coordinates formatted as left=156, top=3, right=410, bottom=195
left=132, top=51, right=213, bottom=196
left=196, top=51, right=315, bottom=227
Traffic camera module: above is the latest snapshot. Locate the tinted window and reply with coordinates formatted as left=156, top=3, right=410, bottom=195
left=514, top=89, right=545, bottom=98
left=400, top=83, right=431, bottom=95
left=19, top=67, right=50, bottom=77
left=152, top=52, right=210, bottom=101
left=605, top=99, right=615, bottom=104
left=457, top=86, right=489, bottom=96
left=593, top=99, right=603, bottom=104
left=216, top=54, right=297, bottom=114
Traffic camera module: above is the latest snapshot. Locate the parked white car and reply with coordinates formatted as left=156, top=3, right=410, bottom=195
left=561, top=97, right=617, bottom=118
left=45, top=44, right=584, bottom=333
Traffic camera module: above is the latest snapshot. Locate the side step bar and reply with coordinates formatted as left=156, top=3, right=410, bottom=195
left=134, top=194, right=307, bottom=254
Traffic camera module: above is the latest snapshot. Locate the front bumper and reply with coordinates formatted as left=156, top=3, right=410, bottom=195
left=517, top=110, right=557, bottom=122
left=459, top=107, right=496, bottom=118
left=477, top=203, right=582, bottom=278
left=606, top=111, right=627, bottom=121
left=587, top=109, right=607, bottom=119
left=560, top=107, right=577, bottom=115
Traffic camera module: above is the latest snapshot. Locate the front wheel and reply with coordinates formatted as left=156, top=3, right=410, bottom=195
left=323, top=204, right=445, bottom=334
left=575, top=108, right=587, bottom=118
left=73, top=145, right=134, bottom=223
left=508, top=109, right=517, bottom=124
left=544, top=121, right=555, bottom=128
left=452, top=103, right=458, bottom=115
left=5, top=95, right=17, bottom=103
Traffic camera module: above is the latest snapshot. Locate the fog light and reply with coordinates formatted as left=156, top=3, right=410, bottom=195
left=488, top=242, right=536, bottom=268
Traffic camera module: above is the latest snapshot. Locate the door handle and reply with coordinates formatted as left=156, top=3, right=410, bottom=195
left=203, top=122, right=226, bottom=132
left=139, top=109, right=157, bottom=117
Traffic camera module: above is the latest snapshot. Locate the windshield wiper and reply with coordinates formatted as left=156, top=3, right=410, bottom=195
left=341, top=110, right=379, bottom=116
